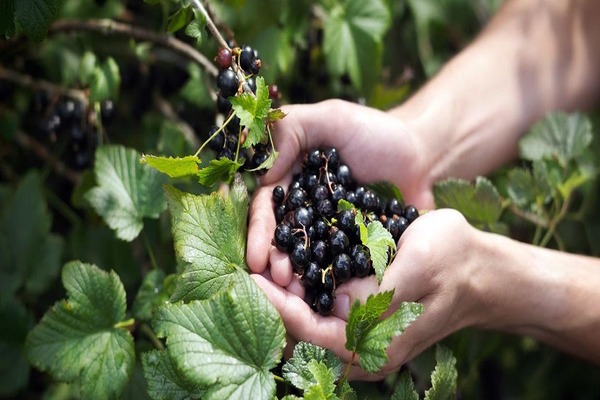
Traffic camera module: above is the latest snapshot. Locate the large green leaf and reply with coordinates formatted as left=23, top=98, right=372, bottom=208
left=0, top=171, right=63, bottom=300
left=520, top=112, right=593, bottom=166
left=230, top=76, right=272, bottom=148
left=433, top=177, right=504, bottom=231
left=0, top=298, right=33, bottom=397
left=14, top=0, right=59, bottom=42
left=165, top=175, right=249, bottom=301
left=282, top=342, right=343, bottom=391
left=323, top=0, right=391, bottom=91
left=142, top=350, right=204, bottom=400
left=140, top=155, right=201, bottom=179
left=391, top=370, right=419, bottom=400
left=196, top=157, right=244, bottom=187
left=153, top=275, right=286, bottom=400
left=346, top=291, right=423, bottom=373
left=25, top=261, right=135, bottom=399
left=85, top=145, right=168, bottom=241
left=424, top=345, right=458, bottom=400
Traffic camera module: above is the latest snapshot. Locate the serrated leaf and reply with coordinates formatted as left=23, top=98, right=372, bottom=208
left=25, top=261, right=135, bottom=399
left=346, top=292, right=423, bottom=373
left=283, top=342, right=343, bottom=391
left=424, top=345, right=457, bottom=400
left=167, top=7, right=191, bottom=33
left=0, top=0, right=15, bottom=38
left=0, top=298, right=33, bottom=397
left=90, top=57, right=121, bottom=102
left=391, top=370, right=419, bottom=400
left=230, top=76, right=271, bottom=148
left=363, top=221, right=395, bottom=284
left=323, top=0, right=390, bottom=90
left=185, top=9, right=205, bottom=45
left=14, top=0, right=59, bottom=42
left=132, top=270, right=175, bottom=321
left=153, top=274, right=286, bottom=400
left=197, top=157, right=243, bottom=187
left=336, top=380, right=358, bottom=400
left=85, top=145, right=168, bottom=241
left=267, top=108, right=287, bottom=123
left=141, top=154, right=201, bottom=178
left=506, top=163, right=552, bottom=209
left=433, top=177, right=503, bottom=230
left=303, top=360, right=337, bottom=400
left=0, top=171, right=63, bottom=299
left=142, top=350, right=204, bottom=400
left=520, top=112, right=593, bottom=166
left=164, top=175, right=249, bottom=301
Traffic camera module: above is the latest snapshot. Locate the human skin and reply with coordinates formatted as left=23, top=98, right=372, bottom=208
left=246, top=0, right=600, bottom=379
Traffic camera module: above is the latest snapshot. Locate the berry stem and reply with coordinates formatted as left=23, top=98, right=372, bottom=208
left=338, top=352, right=355, bottom=389
left=194, top=112, right=236, bottom=157
left=139, top=323, right=165, bottom=351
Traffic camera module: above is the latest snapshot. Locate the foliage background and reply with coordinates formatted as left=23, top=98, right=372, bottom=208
left=1, top=0, right=599, bottom=399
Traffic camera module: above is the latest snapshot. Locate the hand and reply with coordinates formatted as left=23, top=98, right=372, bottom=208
left=247, top=99, right=433, bottom=287
left=252, top=209, right=481, bottom=380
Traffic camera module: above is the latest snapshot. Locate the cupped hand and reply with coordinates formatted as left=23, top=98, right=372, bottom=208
left=252, top=209, right=483, bottom=380
left=247, top=99, right=433, bottom=286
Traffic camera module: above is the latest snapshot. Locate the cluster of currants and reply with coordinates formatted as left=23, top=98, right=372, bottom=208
left=271, top=147, right=420, bottom=316
left=206, top=44, right=279, bottom=173
left=27, top=91, right=115, bottom=170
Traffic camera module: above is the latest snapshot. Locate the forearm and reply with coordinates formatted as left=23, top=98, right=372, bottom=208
left=392, top=0, right=600, bottom=184
left=470, top=231, right=600, bottom=363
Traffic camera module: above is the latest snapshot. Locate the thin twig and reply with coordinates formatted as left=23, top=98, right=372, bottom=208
left=14, top=131, right=81, bottom=184
left=50, top=19, right=218, bottom=77
left=0, top=67, right=88, bottom=106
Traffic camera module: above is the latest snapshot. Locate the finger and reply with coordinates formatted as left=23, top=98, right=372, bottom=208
left=247, top=185, right=278, bottom=273
left=331, top=275, right=379, bottom=320
left=269, top=246, right=294, bottom=287
left=251, top=274, right=355, bottom=363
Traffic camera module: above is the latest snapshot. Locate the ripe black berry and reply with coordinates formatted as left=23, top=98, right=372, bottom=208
left=336, top=164, right=352, bottom=186
left=332, top=253, right=352, bottom=283
left=404, top=205, right=419, bottom=223
left=316, top=291, right=334, bottom=316
left=239, top=45, right=257, bottom=73
left=274, top=223, right=292, bottom=252
left=217, top=68, right=238, bottom=98
left=286, top=188, right=306, bottom=210
left=305, top=149, right=323, bottom=170
left=294, top=207, right=313, bottom=228
left=302, top=262, right=321, bottom=289
left=208, top=126, right=225, bottom=151
left=316, top=199, right=335, bottom=218
left=352, top=247, right=371, bottom=278
left=272, top=186, right=285, bottom=205
left=290, top=241, right=310, bottom=274
left=275, top=204, right=286, bottom=223
left=329, top=228, right=349, bottom=256
left=336, top=209, right=356, bottom=234
left=217, top=95, right=232, bottom=113
left=311, top=240, right=328, bottom=266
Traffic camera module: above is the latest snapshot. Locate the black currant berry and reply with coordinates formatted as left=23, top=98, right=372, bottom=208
left=275, top=204, right=286, bottom=223
left=269, top=84, right=280, bottom=100
left=404, top=205, right=419, bottom=223
left=323, top=147, right=340, bottom=169
left=272, top=186, right=285, bottom=205
left=305, top=149, right=323, bottom=170
left=397, top=216, right=410, bottom=238
left=208, top=126, right=225, bottom=151
left=323, top=269, right=334, bottom=291
left=273, top=223, right=292, bottom=252
left=311, top=185, right=329, bottom=202
left=385, top=218, right=400, bottom=241
left=352, top=248, right=371, bottom=278
left=313, top=219, right=328, bottom=240
left=239, top=46, right=256, bottom=73
left=294, top=207, right=313, bottom=228
left=218, top=148, right=234, bottom=160
left=217, top=68, right=238, bottom=98
left=331, top=184, right=347, bottom=204
left=311, top=240, right=328, bottom=266
left=386, top=199, right=404, bottom=217
left=316, top=199, right=335, bottom=219
left=217, top=95, right=232, bottom=113
left=286, top=188, right=306, bottom=211
left=336, top=209, right=356, bottom=234
left=332, top=253, right=352, bottom=283
left=329, top=228, right=349, bottom=256
left=290, top=241, right=310, bottom=274
left=316, top=291, right=334, bottom=316
left=336, top=164, right=352, bottom=186
left=250, top=150, right=269, bottom=171
left=246, top=77, right=257, bottom=93
left=215, top=48, right=233, bottom=69
left=302, top=262, right=321, bottom=289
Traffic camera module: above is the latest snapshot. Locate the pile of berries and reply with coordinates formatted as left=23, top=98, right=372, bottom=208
left=271, top=147, right=420, bottom=316
left=206, top=44, right=280, bottom=174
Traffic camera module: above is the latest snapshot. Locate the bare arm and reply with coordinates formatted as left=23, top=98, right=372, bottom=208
left=393, top=0, right=600, bottom=186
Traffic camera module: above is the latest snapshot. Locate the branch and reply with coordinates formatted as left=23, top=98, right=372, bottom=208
left=14, top=131, right=81, bottom=184
left=49, top=19, right=218, bottom=77
left=0, top=67, right=88, bottom=106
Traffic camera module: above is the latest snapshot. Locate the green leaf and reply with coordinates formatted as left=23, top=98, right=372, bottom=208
left=363, top=220, right=396, bottom=284
left=230, top=76, right=271, bottom=148
left=14, top=0, right=59, bottom=41
left=245, top=150, right=279, bottom=173
left=424, top=345, right=457, bottom=400
left=79, top=51, right=97, bottom=86
left=283, top=342, right=343, bottom=391
left=167, top=7, right=191, bottom=33
left=303, top=360, right=337, bottom=400
left=391, top=370, right=419, bottom=400
left=506, top=163, right=552, bottom=209
left=132, top=270, right=175, bottom=321
left=185, top=9, right=206, bottom=45
left=25, top=261, right=135, bottom=399
left=336, top=380, right=358, bottom=400
left=164, top=175, right=249, bottom=301
left=153, top=274, right=286, bottom=400
left=90, top=57, right=121, bottom=102
left=0, top=0, right=15, bottom=38
left=142, top=350, right=204, bottom=400
left=346, top=291, right=423, bottom=373
left=267, top=108, right=287, bottom=123
left=0, top=171, right=63, bottom=299
left=520, top=112, right=593, bottom=166
left=179, top=63, right=213, bottom=109
left=0, top=298, right=33, bottom=397
left=197, top=157, right=243, bottom=187
left=85, top=145, right=168, bottom=241
left=140, top=154, right=201, bottom=178
left=323, top=0, right=391, bottom=90
left=433, top=177, right=503, bottom=230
